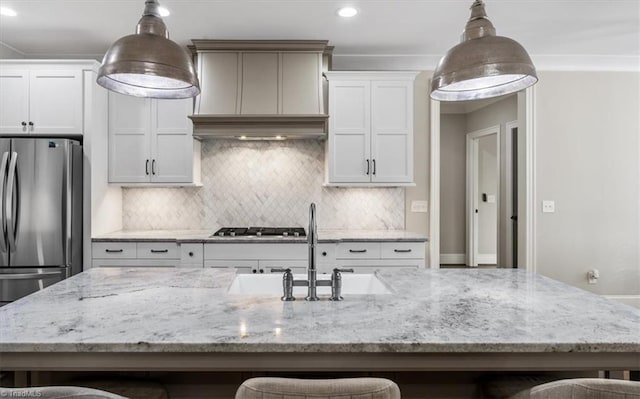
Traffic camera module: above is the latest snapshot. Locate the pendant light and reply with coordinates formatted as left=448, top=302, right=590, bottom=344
left=97, top=0, right=200, bottom=99
left=431, top=0, right=537, bottom=101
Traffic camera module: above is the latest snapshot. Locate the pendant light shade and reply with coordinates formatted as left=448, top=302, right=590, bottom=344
left=97, top=0, right=200, bottom=99
left=431, top=0, right=537, bottom=101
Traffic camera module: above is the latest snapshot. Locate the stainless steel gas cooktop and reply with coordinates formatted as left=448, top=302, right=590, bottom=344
left=212, top=227, right=306, bottom=238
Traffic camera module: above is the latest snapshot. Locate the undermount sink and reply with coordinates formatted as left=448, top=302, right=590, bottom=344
left=228, top=273, right=392, bottom=296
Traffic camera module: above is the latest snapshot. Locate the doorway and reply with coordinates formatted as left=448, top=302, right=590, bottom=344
left=466, top=127, right=500, bottom=267
left=431, top=90, right=533, bottom=269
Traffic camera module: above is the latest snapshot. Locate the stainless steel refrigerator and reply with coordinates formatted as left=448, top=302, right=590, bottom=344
left=0, top=137, right=82, bottom=304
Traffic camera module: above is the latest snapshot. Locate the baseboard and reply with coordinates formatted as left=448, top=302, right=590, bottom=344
left=604, top=295, right=640, bottom=309
left=477, top=254, right=497, bottom=265
left=440, top=253, right=465, bottom=265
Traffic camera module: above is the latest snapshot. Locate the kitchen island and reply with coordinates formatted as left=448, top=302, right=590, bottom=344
left=0, top=268, right=639, bottom=373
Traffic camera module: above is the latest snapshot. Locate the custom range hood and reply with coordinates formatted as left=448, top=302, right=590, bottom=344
left=189, top=40, right=333, bottom=139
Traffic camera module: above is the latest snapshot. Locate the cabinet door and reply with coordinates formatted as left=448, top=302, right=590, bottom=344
left=197, top=52, right=240, bottom=114
left=240, top=52, right=279, bottom=114
left=0, top=69, right=29, bottom=134
left=108, top=92, right=151, bottom=183
left=327, top=80, right=371, bottom=183
left=29, top=69, right=83, bottom=134
left=151, top=98, right=193, bottom=183
left=370, top=81, right=413, bottom=183
left=281, top=53, right=322, bottom=114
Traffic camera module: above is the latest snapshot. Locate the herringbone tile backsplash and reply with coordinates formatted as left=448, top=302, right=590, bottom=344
left=122, top=140, right=405, bottom=230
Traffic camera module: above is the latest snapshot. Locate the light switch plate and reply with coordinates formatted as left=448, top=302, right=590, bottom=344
left=411, top=200, right=429, bottom=213
left=542, top=200, right=555, bottom=213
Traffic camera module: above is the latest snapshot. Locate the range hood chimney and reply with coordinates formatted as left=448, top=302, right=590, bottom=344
left=189, top=40, right=333, bottom=139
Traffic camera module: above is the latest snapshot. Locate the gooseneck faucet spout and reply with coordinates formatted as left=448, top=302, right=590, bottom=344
left=306, top=203, right=319, bottom=301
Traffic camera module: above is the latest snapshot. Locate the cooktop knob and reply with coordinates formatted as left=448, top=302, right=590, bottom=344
left=257, top=231, right=262, bottom=237
left=218, top=232, right=224, bottom=236
left=283, top=231, right=289, bottom=237
left=230, top=231, right=236, bottom=237
left=294, top=231, right=300, bottom=237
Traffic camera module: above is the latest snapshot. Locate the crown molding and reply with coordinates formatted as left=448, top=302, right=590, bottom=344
left=332, top=54, right=640, bottom=72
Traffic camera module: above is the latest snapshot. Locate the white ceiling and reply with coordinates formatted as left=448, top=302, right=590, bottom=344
left=1, top=0, right=639, bottom=70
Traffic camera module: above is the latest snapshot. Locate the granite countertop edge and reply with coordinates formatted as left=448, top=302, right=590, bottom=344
left=1, top=342, right=639, bottom=354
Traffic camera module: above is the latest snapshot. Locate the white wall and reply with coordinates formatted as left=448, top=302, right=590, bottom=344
left=439, top=114, right=467, bottom=255
left=535, top=71, right=640, bottom=297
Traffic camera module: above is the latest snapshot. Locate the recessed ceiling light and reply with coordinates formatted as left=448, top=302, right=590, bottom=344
left=0, top=7, right=17, bottom=17
left=337, top=7, right=358, bottom=18
left=158, top=6, right=170, bottom=17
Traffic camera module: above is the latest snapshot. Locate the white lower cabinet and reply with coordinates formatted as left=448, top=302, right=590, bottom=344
left=91, top=240, right=425, bottom=271
left=91, top=241, right=197, bottom=268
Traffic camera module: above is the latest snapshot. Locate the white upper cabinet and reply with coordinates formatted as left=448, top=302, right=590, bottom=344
left=109, top=92, right=197, bottom=185
left=325, top=72, right=418, bottom=186
left=0, top=64, right=83, bottom=135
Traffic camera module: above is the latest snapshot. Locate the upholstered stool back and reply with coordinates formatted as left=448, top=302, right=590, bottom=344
left=235, top=377, right=401, bottom=399
left=0, top=386, right=127, bottom=399
left=509, top=378, right=640, bottom=399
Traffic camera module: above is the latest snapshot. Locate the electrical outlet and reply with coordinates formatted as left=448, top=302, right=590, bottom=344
left=542, top=200, right=555, bottom=213
left=587, top=269, right=600, bottom=284
left=411, top=200, right=429, bottom=213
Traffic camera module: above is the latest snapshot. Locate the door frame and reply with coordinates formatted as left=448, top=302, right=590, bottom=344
left=428, top=87, right=537, bottom=271
left=466, top=126, right=500, bottom=267
left=504, top=120, right=519, bottom=268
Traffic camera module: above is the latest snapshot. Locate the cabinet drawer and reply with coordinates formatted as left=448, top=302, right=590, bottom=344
left=180, top=243, right=204, bottom=264
left=92, top=242, right=137, bottom=259
left=204, top=243, right=306, bottom=260
left=336, top=242, right=381, bottom=259
left=137, top=242, right=179, bottom=259
left=380, top=242, right=425, bottom=259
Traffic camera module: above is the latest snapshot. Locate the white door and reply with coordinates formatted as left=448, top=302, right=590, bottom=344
left=466, top=127, right=500, bottom=267
left=328, top=80, right=371, bottom=183
left=108, top=92, right=151, bottom=183
left=29, top=69, right=83, bottom=134
left=151, top=98, right=193, bottom=183
left=370, top=81, right=413, bottom=183
left=0, top=69, right=29, bottom=134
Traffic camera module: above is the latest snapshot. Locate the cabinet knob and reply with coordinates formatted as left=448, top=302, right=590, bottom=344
left=21, top=122, right=26, bottom=127
left=28, top=121, right=34, bottom=127
left=322, top=251, right=327, bottom=256
left=188, top=252, right=194, bottom=257
left=252, top=269, right=257, bottom=274
left=259, top=269, right=264, bottom=274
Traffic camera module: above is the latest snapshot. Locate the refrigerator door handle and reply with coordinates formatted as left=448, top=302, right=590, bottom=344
left=0, top=151, right=9, bottom=253
left=6, top=151, right=18, bottom=253
left=0, top=270, right=63, bottom=280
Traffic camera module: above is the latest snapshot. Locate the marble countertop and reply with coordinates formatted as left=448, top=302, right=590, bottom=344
left=92, top=229, right=428, bottom=243
left=1, top=268, right=638, bottom=354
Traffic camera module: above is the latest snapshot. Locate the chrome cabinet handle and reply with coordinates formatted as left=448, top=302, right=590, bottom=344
left=372, top=159, right=376, bottom=175
left=5, top=152, right=18, bottom=252
left=152, top=159, right=156, bottom=175
left=366, top=159, right=370, bottom=175
left=150, top=249, right=168, bottom=253
left=394, top=249, right=412, bottom=253
left=145, top=160, right=149, bottom=175
left=349, top=249, right=367, bottom=253
left=105, top=249, right=123, bottom=253
left=0, top=152, right=9, bottom=253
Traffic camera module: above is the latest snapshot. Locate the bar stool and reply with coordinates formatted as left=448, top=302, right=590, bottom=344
left=235, top=377, right=401, bottom=399
left=507, top=378, right=640, bottom=399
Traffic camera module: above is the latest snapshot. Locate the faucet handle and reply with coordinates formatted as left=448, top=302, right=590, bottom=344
left=271, top=268, right=292, bottom=274
left=333, top=268, right=354, bottom=274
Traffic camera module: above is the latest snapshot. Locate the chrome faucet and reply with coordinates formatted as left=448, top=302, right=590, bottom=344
left=272, top=203, right=353, bottom=301
left=306, top=203, right=320, bottom=301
